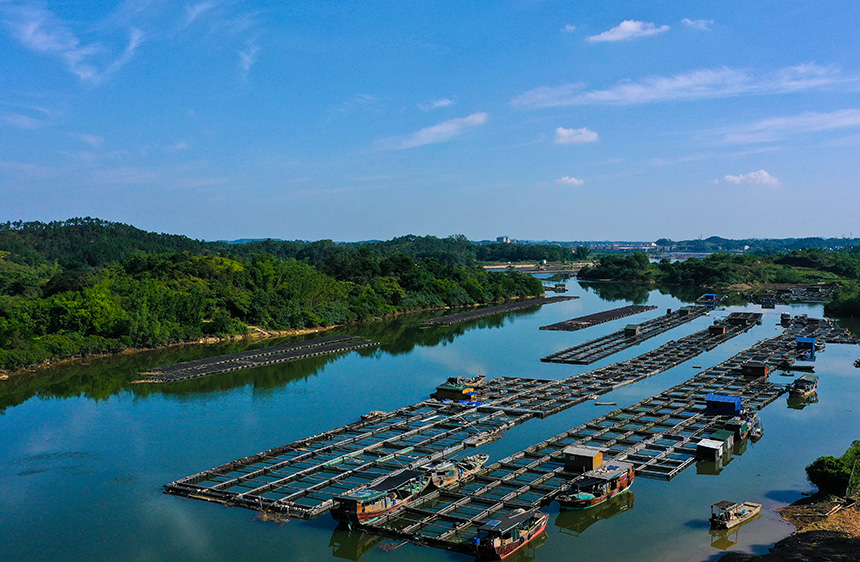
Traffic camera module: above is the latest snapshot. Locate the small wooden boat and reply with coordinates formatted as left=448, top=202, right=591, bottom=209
left=331, top=470, right=428, bottom=525
left=556, top=461, right=634, bottom=510
left=428, top=454, right=490, bottom=489
left=789, top=374, right=819, bottom=398
left=475, top=508, right=549, bottom=560
left=749, top=418, right=764, bottom=442
left=709, top=500, right=761, bottom=529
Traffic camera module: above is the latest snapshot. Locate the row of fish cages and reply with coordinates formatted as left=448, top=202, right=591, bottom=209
left=539, top=305, right=710, bottom=365
left=539, top=304, right=657, bottom=332
left=137, top=335, right=378, bottom=383
left=421, top=295, right=577, bottom=326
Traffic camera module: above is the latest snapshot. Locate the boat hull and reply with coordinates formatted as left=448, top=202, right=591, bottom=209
left=477, top=514, right=548, bottom=560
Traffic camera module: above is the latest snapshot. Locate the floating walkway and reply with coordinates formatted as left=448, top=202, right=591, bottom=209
left=163, top=312, right=763, bottom=518
left=421, top=296, right=577, bottom=326
left=541, top=306, right=711, bottom=364
left=539, top=305, right=658, bottom=332
left=137, top=335, right=378, bottom=383
left=362, top=319, right=854, bottom=555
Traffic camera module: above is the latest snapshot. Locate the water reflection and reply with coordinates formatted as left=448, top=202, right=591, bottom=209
left=328, top=525, right=387, bottom=560
left=786, top=392, right=819, bottom=410
left=708, top=513, right=761, bottom=550
left=0, top=305, right=543, bottom=411
left=554, top=491, right=635, bottom=536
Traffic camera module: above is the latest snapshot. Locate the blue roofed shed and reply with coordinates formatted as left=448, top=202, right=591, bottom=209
left=705, top=393, right=742, bottom=416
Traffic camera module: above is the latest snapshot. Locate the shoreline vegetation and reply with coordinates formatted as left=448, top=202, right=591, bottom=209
left=0, top=218, right=575, bottom=375
left=721, top=442, right=860, bottom=562
left=578, top=251, right=860, bottom=317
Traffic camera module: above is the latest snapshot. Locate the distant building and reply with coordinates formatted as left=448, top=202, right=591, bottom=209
left=497, top=236, right=512, bottom=244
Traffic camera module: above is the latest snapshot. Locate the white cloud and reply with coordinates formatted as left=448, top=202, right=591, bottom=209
left=716, top=109, right=860, bottom=144
left=554, top=127, right=598, bottom=144
left=587, top=20, right=669, bottom=42
left=561, top=24, right=576, bottom=33
left=238, top=41, right=260, bottom=79
left=720, top=169, right=780, bottom=186
left=2, top=112, right=51, bottom=130
left=511, top=63, right=852, bottom=109
left=186, top=2, right=218, bottom=24
left=418, top=98, right=455, bottom=111
left=682, top=18, right=713, bottom=31
left=2, top=4, right=143, bottom=85
left=377, top=113, right=488, bottom=150
left=73, top=133, right=105, bottom=147
left=556, top=176, right=584, bottom=186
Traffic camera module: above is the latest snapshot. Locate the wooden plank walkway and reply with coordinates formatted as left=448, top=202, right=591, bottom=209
left=163, top=312, right=764, bottom=518
left=421, top=296, right=577, bottom=326
left=541, top=306, right=710, bottom=364
left=137, top=335, right=378, bottom=383
left=539, top=305, right=658, bottom=332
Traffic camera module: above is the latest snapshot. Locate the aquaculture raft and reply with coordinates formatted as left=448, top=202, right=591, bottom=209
left=163, top=315, right=855, bottom=551
left=422, top=296, right=577, bottom=326
left=539, top=305, right=658, bottom=332
left=137, top=335, right=378, bottom=383
left=362, top=321, right=853, bottom=553
left=541, top=306, right=710, bottom=364
left=162, top=312, right=767, bottom=519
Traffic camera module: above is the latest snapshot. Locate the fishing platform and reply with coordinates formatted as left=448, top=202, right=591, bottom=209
left=421, top=296, right=577, bottom=326
left=164, top=312, right=764, bottom=518
left=163, top=316, right=856, bottom=555
left=539, top=305, right=658, bottom=332
left=541, top=306, right=711, bottom=364
left=137, top=335, right=378, bottom=383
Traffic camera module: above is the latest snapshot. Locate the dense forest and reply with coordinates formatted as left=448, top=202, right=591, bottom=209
left=0, top=219, right=564, bottom=371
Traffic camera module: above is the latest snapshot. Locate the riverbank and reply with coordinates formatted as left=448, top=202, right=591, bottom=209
left=0, top=295, right=546, bottom=380
left=720, top=496, right=860, bottom=562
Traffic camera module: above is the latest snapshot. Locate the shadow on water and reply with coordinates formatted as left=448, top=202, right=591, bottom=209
left=554, top=492, right=635, bottom=536
left=0, top=305, right=542, bottom=412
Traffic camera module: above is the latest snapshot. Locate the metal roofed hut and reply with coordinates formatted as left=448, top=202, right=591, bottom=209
left=563, top=445, right=605, bottom=473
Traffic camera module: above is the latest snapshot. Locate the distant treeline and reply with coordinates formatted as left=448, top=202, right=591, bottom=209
left=0, top=218, right=556, bottom=371
left=0, top=218, right=579, bottom=270
left=654, top=236, right=860, bottom=254
left=578, top=249, right=860, bottom=318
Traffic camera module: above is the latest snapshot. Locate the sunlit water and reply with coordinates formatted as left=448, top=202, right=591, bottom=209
left=1, top=280, right=858, bottom=562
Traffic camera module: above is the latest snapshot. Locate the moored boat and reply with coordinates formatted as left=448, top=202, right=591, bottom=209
left=475, top=508, right=549, bottom=560
left=432, top=375, right=487, bottom=400
left=556, top=461, right=634, bottom=510
left=428, top=454, right=490, bottom=489
left=709, top=500, right=761, bottom=529
left=331, top=470, right=428, bottom=525
left=749, top=418, right=764, bottom=442
left=789, top=374, right=819, bottom=398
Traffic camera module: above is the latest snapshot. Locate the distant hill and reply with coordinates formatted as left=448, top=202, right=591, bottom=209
left=0, top=218, right=214, bottom=269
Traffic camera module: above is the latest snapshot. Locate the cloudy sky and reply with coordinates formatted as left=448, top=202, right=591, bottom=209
left=2, top=1, right=859, bottom=241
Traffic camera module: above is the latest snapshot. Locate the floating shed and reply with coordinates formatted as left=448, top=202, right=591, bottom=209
left=709, top=429, right=736, bottom=452
left=563, top=445, right=605, bottom=473
left=624, top=324, right=641, bottom=337
left=705, top=394, right=742, bottom=416
left=709, top=324, right=727, bottom=335
left=796, top=337, right=816, bottom=351
left=741, top=362, right=769, bottom=378
left=697, top=438, right=725, bottom=462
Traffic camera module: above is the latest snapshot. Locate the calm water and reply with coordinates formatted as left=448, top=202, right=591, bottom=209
left=2, top=280, right=859, bottom=562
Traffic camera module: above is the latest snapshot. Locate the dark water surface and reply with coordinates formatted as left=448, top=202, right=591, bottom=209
left=2, top=280, right=858, bottom=562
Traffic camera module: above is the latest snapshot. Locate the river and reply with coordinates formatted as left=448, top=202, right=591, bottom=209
left=1, top=279, right=858, bottom=562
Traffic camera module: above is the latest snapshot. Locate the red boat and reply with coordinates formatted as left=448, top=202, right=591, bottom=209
left=475, top=508, right=548, bottom=560
left=556, top=461, right=634, bottom=510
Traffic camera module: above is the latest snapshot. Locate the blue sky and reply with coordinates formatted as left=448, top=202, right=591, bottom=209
left=2, top=1, right=859, bottom=242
